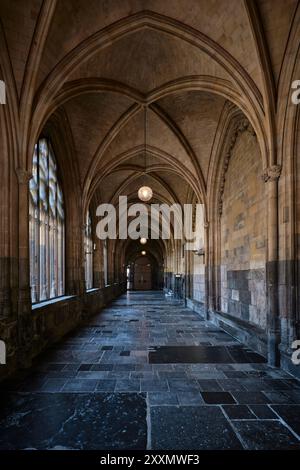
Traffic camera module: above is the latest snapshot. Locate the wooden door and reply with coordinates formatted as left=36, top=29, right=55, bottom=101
left=134, top=257, right=152, bottom=290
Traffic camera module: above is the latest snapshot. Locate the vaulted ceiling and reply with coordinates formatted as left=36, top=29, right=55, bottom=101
left=0, top=0, right=298, bottom=212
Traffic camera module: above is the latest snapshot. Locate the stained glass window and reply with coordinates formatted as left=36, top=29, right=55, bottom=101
left=29, top=138, right=65, bottom=303
left=84, top=211, right=93, bottom=290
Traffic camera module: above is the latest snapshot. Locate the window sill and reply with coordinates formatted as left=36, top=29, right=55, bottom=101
left=32, top=295, right=76, bottom=310
left=86, top=288, right=100, bottom=293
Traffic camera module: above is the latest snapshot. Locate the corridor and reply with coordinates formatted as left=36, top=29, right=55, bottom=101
left=1, top=291, right=300, bottom=450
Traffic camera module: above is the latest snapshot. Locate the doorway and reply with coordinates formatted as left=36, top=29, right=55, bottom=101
left=133, top=256, right=152, bottom=290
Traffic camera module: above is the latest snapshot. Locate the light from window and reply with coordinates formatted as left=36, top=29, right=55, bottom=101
left=29, top=138, right=65, bottom=303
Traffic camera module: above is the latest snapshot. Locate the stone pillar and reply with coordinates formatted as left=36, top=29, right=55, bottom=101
left=0, top=147, right=16, bottom=377
left=16, top=168, right=33, bottom=368
left=0, top=164, right=12, bottom=321
left=204, top=221, right=210, bottom=320
left=263, top=165, right=281, bottom=366
left=207, top=212, right=218, bottom=315
left=93, top=238, right=104, bottom=288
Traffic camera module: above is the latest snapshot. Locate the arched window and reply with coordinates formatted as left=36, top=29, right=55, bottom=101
left=29, top=137, right=65, bottom=303
left=84, top=211, right=93, bottom=290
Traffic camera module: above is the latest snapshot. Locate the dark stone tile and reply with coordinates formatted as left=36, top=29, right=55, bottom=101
left=271, top=405, right=300, bottom=435
left=108, top=371, right=130, bottom=380
left=92, top=364, right=113, bottom=371
left=245, top=370, right=268, bottom=378
left=151, top=406, right=242, bottom=449
left=131, top=372, right=156, bottom=380
left=141, top=380, right=169, bottom=392
left=227, top=347, right=266, bottom=364
left=241, top=379, right=267, bottom=391
left=201, top=392, right=236, bottom=404
left=224, top=371, right=248, bottom=379
left=78, top=364, right=93, bottom=371
left=177, top=391, right=204, bottom=405
left=262, top=380, right=292, bottom=391
left=0, top=392, right=147, bottom=450
left=215, top=365, right=235, bottom=371
left=197, top=380, right=223, bottom=392
left=135, top=364, right=153, bottom=371
left=168, top=379, right=199, bottom=392
left=115, top=380, right=141, bottom=392
left=76, top=371, right=108, bottom=380
left=263, top=391, right=291, bottom=404
left=102, top=346, right=113, bottom=351
left=279, top=390, right=300, bottom=404
left=148, top=392, right=178, bottom=405
left=250, top=405, right=277, bottom=419
left=41, top=379, right=68, bottom=392
left=232, top=420, right=300, bottom=450
left=232, top=392, right=270, bottom=404
left=114, top=364, right=136, bottom=372
left=222, top=405, right=255, bottom=420
left=158, top=371, right=188, bottom=379
left=284, top=379, right=300, bottom=389
left=96, top=380, right=116, bottom=391
left=149, top=345, right=234, bottom=364
left=63, top=364, right=80, bottom=372
left=120, top=351, right=130, bottom=357
left=218, top=379, right=247, bottom=392
left=45, top=370, right=77, bottom=379
left=63, top=379, right=98, bottom=392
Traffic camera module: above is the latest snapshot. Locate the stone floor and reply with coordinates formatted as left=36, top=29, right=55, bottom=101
left=1, top=291, right=300, bottom=450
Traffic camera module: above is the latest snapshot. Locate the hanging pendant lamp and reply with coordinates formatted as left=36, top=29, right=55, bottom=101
left=138, top=106, right=153, bottom=202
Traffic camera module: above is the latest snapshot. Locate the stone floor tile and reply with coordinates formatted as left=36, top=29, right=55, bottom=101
left=63, top=379, right=98, bottom=392
left=232, top=420, right=300, bottom=450
left=140, top=379, right=169, bottom=392
left=115, top=379, right=141, bottom=392
left=249, top=404, right=277, bottom=419
left=222, top=404, right=256, bottom=420
left=201, top=392, right=236, bottom=404
left=148, top=392, right=179, bottom=406
left=151, top=406, right=243, bottom=449
left=177, top=391, right=204, bottom=405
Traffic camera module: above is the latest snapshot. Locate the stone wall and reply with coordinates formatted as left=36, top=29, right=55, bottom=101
left=220, top=130, right=267, bottom=330
left=192, top=255, right=205, bottom=304
left=0, top=283, right=126, bottom=382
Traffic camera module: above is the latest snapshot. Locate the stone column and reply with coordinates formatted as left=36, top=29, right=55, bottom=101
left=204, top=221, right=210, bottom=320
left=93, top=238, right=104, bottom=288
left=263, top=165, right=281, bottom=366
left=0, top=150, right=16, bottom=377
left=16, top=168, right=33, bottom=368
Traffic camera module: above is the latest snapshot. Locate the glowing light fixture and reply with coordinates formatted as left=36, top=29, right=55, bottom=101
left=138, top=106, right=153, bottom=201
left=141, top=250, right=146, bottom=255
left=140, top=237, right=147, bottom=245
left=138, top=186, right=153, bottom=202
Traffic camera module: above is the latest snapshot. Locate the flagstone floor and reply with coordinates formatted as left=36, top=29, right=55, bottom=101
left=1, top=291, right=300, bottom=450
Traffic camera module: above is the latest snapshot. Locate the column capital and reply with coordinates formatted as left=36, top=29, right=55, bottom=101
left=261, top=165, right=281, bottom=183
left=16, top=168, right=32, bottom=185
